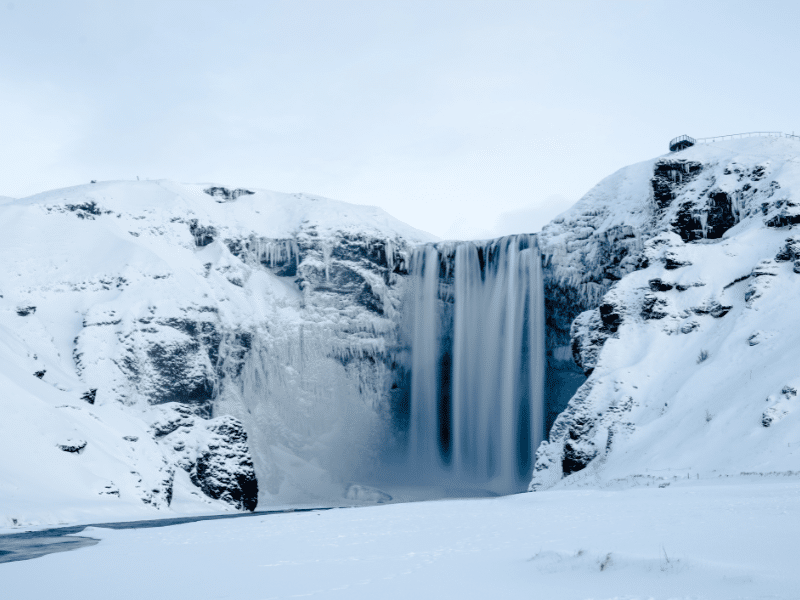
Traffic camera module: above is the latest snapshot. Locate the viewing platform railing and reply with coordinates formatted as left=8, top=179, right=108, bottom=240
left=697, top=131, right=800, bottom=143
left=669, top=135, right=696, bottom=152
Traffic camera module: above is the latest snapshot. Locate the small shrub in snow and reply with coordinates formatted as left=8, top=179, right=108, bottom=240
left=660, top=547, right=677, bottom=572
left=697, top=349, right=709, bottom=363
left=705, top=410, right=714, bottom=423
left=599, top=553, right=613, bottom=571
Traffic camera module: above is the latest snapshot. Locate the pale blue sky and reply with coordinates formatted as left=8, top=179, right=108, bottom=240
left=1, top=1, right=798, bottom=238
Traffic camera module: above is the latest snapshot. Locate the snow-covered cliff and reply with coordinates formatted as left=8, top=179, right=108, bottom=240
left=532, top=136, right=800, bottom=490
left=0, top=181, right=434, bottom=527
left=5, top=136, right=799, bottom=527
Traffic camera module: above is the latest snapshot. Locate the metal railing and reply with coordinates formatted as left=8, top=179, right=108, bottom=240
left=669, top=135, right=696, bottom=152
left=697, top=131, right=800, bottom=143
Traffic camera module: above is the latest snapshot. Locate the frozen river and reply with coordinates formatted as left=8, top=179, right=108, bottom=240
left=0, top=507, right=333, bottom=564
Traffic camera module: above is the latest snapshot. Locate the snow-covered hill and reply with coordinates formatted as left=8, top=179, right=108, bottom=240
left=0, top=181, right=434, bottom=527
left=5, top=136, right=800, bottom=528
left=533, top=136, right=800, bottom=490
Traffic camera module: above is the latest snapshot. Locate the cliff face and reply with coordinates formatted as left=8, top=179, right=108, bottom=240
left=6, top=137, right=799, bottom=526
left=0, top=181, right=433, bottom=526
left=531, top=136, right=800, bottom=491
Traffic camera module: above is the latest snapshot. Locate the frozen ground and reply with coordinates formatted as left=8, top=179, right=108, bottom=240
left=3, top=476, right=799, bottom=600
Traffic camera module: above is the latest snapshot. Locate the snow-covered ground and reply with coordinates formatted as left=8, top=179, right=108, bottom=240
left=3, top=476, right=799, bottom=599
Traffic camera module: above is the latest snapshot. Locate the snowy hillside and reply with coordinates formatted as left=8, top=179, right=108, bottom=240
left=0, top=181, right=434, bottom=527
left=533, top=136, right=800, bottom=490
left=5, top=136, right=800, bottom=529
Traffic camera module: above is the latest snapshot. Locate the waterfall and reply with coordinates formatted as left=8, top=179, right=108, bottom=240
left=407, top=234, right=545, bottom=494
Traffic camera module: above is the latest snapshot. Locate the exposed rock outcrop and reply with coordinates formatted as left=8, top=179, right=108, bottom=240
left=150, top=404, right=257, bottom=514
left=57, top=439, right=87, bottom=453
left=203, top=187, right=255, bottom=202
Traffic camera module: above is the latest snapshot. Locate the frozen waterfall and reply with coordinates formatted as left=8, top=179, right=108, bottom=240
left=406, top=234, right=545, bottom=494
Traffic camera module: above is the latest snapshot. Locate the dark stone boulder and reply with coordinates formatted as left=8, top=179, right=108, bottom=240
left=640, top=294, right=669, bottom=320
left=57, top=439, right=87, bottom=453
left=189, top=220, right=217, bottom=247
left=692, top=301, right=732, bottom=319
left=62, top=201, right=112, bottom=219
left=765, top=205, right=800, bottom=228
left=648, top=278, right=673, bottom=292
left=651, top=160, right=703, bottom=213
left=598, top=302, right=623, bottom=333
left=143, top=339, right=215, bottom=413
left=203, top=187, right=255, bottom=203
left=562, top=421, right=598, bottom=476
left=673, top=191, right=737, bottom=242
left=190, top=416, right=258, bottom=512
left=775, top=236, right=800, bottom=263
left=571, top=299, right=625, bottom=377
left=681, top=321, right=700, bottom=334
left=664, top=254, right=692, bottom=270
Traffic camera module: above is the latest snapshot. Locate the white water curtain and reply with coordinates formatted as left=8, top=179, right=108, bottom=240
left=409, top=234, right=545, bottom=494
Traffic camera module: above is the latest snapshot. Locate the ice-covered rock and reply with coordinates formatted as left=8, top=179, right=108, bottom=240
left=344, top=483, right=393, bottom=504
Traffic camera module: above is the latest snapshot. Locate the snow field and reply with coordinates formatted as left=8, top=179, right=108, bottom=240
left=3, top=477, right=799, bottom=600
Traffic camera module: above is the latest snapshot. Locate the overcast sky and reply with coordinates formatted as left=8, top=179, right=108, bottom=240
left=1, top=1, right=799, bottom=239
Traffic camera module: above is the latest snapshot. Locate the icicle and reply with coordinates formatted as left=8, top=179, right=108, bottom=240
left=385, top=239, right=394, bottom=272
left=699, top=211, right=709, bottom=239
left=322, top=243, right=332, bottom=283
left=246, top=236, right=298, bottom=270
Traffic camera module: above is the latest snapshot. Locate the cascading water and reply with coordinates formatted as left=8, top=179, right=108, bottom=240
left=407, top=234, right=545, bottom=494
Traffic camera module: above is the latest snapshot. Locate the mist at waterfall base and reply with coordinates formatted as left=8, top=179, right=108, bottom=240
left=213, top=233, right=546, bottom=503
left=384, top=234, right=546, bottom=497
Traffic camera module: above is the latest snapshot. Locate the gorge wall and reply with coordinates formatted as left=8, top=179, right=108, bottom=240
left=4, top=135, right=800, bottom=528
